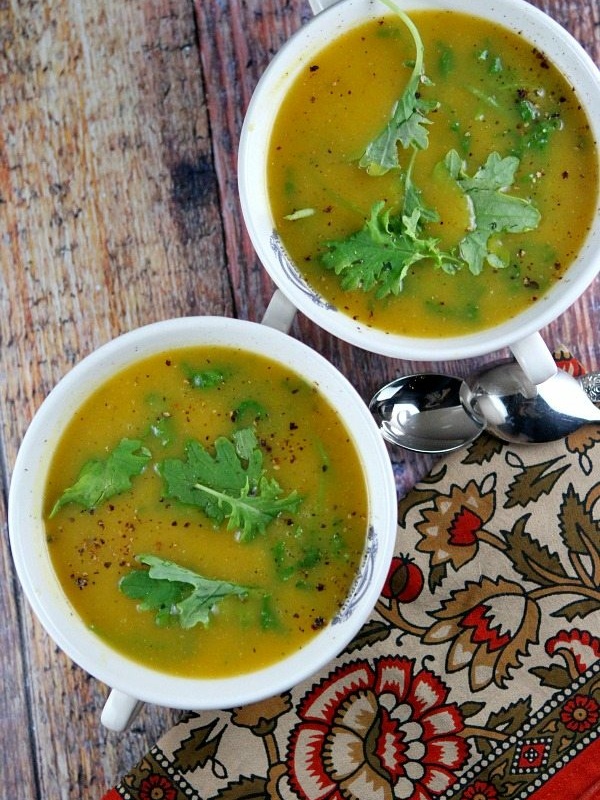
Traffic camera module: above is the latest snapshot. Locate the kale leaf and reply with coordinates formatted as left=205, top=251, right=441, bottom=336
left=50, top=438, right=151, bottom=517
left=445, top=149, right=541, bottom=274
left=359, top=0, right=438, bottom=175
left=119, top=554, right=248, bottom=628
left=159, top=427, right=302, bottom=540
left=321, top=199, right=460, bottom=298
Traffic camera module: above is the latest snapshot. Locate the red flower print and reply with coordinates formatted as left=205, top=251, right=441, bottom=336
left=449, top=508, right=483, bottom=547
left=560, top=694, right=600, bottom=733
left=416, top=480, right=497, bottom=572
left=546, top=629, right=600, bottom=674
left=382, top=555, right=425, bottom=604
left=461, top=780, right=498, bottom=800
left=138, top=773, right=177, bottom=800
left=552, top=348, right=586, bottom=377
left=424, top=576, right=540, bottom=691
left=287, top=656, right=469, bottom=800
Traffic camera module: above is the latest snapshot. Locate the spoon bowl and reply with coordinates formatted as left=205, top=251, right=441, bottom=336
left=369, top=373, right=484, bottom=454
left=370, top=365, right=600, bottom=454
left=461, top=361, right=600, bottom=444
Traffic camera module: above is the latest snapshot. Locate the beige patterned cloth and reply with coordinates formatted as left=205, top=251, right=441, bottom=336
left=103, top=350, right=600, bottom=800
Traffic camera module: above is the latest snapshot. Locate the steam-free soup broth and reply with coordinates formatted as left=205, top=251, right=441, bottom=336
left=44, top=347, right=368, bottom=678
left=268, top=10, right=598, bottom=336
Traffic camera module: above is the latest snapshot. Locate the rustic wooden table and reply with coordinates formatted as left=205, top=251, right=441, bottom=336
left=1, top=0, right=598, bottom=796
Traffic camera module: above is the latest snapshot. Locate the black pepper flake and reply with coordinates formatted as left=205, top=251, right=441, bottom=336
left=311, top=617, right=326, bottom=631
left=309, top=64, right=319, bottom=72
left=289, top=421, right=298, bottom=431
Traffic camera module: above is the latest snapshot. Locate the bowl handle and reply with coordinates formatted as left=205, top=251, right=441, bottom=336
left=308, top=0, right=338, bottom=12
left=510, top=332, right=557, bottom=385
left=261, top=289, right=298, bottom=334
left=101, top=688, right=143, bottom=731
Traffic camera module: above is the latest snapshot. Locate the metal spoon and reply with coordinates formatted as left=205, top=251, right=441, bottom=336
left=369, top=372, right=485, bottom=454
left=461, top=360, right=600, bottom=444
left=370, top=366, right=600, bottom=453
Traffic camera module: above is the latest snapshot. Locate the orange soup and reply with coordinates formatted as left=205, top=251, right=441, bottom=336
left=44, top=347, right=368, bottom=678
left=268, top=10, right=598, bottom=336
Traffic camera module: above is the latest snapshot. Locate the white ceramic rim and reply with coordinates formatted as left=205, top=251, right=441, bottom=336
left=238, top=0, right=600, bottom=360
left=8, top=316, right=397, bottom=709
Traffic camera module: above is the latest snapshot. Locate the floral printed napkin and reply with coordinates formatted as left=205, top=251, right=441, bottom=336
left=102, top=348, right=600, bottom=800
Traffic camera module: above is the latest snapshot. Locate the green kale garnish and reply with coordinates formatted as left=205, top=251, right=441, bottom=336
left=321, top=148, right=541, bottom=294
left=159, top=427, right=302, bottom=541
left=321, top=200, right=459, bottom=297
left=320, top=6, right=544, bottom=297
left=119, top=554, right=248, bottom=628
left=183, top=365, right=226, bottom=389
left=445, top=149, right=541, bottom=274
left=359, top=0, right=438, bottom=175
left=49, top=438, right=151, bottom=517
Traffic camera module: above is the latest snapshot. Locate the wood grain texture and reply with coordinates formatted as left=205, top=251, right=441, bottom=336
left=0, top=0, right=598, bottom=796
left=1, top=1, right=227, bottom=796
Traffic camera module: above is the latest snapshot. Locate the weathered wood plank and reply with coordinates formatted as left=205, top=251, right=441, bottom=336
left=0, top=501, right=37, bottom=796
left=1, top=0, right=228, bottom=796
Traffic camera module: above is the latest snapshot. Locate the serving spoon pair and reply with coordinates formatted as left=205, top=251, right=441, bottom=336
left=370, top=360, right=600, bottom=454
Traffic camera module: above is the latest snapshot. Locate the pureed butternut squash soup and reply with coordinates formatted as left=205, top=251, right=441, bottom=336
left=268, top=8, right=598, bottom=337
left=44, top=347, right=368, bottom=678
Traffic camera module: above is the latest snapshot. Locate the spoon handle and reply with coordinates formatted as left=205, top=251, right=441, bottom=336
left=579, top=372, right=600, bottom=405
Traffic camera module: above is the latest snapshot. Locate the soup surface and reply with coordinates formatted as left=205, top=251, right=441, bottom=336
left=45, top=347, right=368, bottom=678
left=268, top=10, right=598, bottom=336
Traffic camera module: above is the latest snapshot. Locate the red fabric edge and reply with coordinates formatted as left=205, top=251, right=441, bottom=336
left=530, top=735, right=600, bottom=800
left=100, top=789, right=121, bottom=800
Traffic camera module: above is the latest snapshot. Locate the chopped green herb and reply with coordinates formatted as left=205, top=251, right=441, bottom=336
left=436, top=42, right=455, bottom=78
left=259, top=593, right=282, bottom=631
left=445, top=149, right=541, bottom=274
left=517, top=97, right=539, bottom=123
left=359, top=0, right=438, bottom=175
left=321, top=195, right=459, bottom=298
left=521, top=115, right=562, bottom=153
left=284, top=208, right=316, bottom=220
left=468, top=85, right=501, bottom=108
left=232, top=398, right=268, bottom=425
left=272, top=537, right=323, bottom=582
left=119, top=554, right=248, bottom=629
left=50, top=438, right=151, bottom=517
left=489, top=55, right=503, bottom=74
left=159, top=427, right=302, bottom=541
left=149, top=414, right=175, bottom=446
left=183, top=365, right=226, bottom=389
